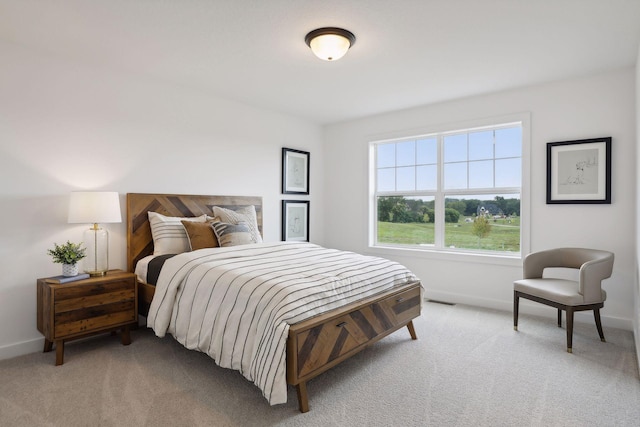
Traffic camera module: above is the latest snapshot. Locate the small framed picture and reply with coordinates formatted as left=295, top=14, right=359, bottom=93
left=546, top=137, right=611, bottom=204
left=282, top=148, right=310, bottom=195
left=282, top=200, right=309, bottom=241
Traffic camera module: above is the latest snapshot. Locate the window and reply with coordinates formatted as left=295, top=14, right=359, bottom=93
left=371, top=117, right=527, bottom=257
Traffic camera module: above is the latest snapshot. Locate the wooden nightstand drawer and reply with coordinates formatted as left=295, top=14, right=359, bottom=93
left=54, top=279, right=134, bottom=303
left=37, top=270, right=138, bottom=365
left=54, top=299, right=136, bottom=337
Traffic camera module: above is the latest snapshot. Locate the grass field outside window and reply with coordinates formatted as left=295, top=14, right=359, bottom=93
left=377, top=216, right=520, bottom=252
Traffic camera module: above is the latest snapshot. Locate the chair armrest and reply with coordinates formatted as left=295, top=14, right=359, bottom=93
left=522, top=249, right=561, bottom=279
left=579, top=253, right=614, bottom=302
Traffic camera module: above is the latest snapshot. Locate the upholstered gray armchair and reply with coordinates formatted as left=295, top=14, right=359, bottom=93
left=513, top=248, right=614, bottom=353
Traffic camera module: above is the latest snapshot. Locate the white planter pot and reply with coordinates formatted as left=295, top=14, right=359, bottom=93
left=62, top=264, right=79, bottom=277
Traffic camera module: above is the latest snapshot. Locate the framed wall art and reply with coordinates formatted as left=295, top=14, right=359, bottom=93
left=282, top=200, right=309, bottom=242
left=282, top=148, right=310, bottom=195
left=546, top=137, right=611, bottom=204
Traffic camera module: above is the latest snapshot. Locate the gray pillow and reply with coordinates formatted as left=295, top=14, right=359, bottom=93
left=211, top=221, right=255, bottom=247
left=212, top=205, right=262, bottom=243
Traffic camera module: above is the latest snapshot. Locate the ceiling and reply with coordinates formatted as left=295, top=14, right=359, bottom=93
left=2, top=1, right=640, bottom=125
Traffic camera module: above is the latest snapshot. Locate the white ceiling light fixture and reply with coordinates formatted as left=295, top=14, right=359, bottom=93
left=305, top=27, right=356, bottom=61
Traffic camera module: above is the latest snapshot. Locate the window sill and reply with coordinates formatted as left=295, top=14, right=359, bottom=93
left=366, top=244, right=522, bottom=267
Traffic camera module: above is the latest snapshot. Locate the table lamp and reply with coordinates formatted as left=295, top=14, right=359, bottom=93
left=68, top=191, right=122, bottom=276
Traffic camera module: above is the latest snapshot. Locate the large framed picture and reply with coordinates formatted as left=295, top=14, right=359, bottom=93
left=282, top=200, right=309, bottom=242
left=546, top=137, right=611, bottom=204
left=282, top=147, right=310, bottom=195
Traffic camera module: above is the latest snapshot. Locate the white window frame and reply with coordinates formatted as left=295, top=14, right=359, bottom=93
left=368, top=113, right=530, bottom=265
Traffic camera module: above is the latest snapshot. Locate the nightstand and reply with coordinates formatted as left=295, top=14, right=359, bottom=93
left=36, top=270, right=138, bottom=365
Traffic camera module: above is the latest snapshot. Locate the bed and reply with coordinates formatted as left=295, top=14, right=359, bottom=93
left=126, top=193, right=422, bottom=412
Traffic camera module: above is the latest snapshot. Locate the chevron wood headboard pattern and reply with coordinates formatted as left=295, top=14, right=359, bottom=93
left=126, top=193, right=263, bottom=273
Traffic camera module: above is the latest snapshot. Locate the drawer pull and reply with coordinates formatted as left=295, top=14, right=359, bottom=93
left=336, top=322, right=347, bottom=328
left=396, top=297, right=405, bottom=302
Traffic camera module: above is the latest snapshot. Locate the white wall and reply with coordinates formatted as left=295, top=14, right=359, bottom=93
left=324, top=68, right=637, bottom=330
left=0, top=41, right=324, bottom=359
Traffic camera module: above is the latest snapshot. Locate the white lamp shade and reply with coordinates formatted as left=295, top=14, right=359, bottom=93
left=68, top=191, right=122, bottom=224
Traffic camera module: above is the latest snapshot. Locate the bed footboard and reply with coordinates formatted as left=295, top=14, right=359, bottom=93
left=286, top=281, right=422, bottom=412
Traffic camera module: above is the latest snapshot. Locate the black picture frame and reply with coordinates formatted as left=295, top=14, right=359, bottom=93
left=282, top=148, right=310, bottom=195
left=282, top=200, right=309, bottom=241
left=546, top=137, right=611, bottom=204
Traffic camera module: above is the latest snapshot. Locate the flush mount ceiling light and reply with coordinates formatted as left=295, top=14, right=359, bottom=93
left=305, top=27, right=356, bottom=61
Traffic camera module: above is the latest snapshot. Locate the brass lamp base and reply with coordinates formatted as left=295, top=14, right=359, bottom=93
left=88, top=270, right=108, bottom=277
left=83, top=224, right=110, bottom=278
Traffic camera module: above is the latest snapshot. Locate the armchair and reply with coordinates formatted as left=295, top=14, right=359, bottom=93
left=513, top=248, right=614, bottom=353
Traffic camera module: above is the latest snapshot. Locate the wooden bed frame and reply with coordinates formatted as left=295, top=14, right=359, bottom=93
left=126, top=193, right=421, bottom=412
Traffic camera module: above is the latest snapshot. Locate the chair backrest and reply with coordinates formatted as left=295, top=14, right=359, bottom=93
left=523, top=248, right=614, bottom=303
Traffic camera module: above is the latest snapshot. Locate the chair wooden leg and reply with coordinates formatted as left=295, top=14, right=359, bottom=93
left=513, top=291, right=519, bottom=331
left=557, top=309, right=562, bottom=327
left=594, top=309, right=606, bottom=342
left=566, top=308, right=574, bottom=353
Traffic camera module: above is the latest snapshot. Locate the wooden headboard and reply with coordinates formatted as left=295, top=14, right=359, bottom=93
left=126, top=193, right=263, bottom=273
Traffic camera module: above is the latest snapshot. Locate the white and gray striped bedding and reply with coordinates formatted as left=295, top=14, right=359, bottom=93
left=146, top=242, right=419, bottom=405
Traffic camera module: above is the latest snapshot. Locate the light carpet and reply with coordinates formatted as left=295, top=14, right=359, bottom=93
left=1, top=302, right=638, bottom=426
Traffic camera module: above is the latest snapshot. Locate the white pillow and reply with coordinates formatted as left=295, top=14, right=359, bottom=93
left=148, top=212, right=207, bottom=255
left=212, top=205, right=262, bottom=243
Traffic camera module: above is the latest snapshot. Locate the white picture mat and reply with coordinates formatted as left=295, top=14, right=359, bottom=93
left=550, top=141, right=607, bottom=201
left=284, top=202, right=308, bottom=241
left=284, top=150, right=308, bottom=193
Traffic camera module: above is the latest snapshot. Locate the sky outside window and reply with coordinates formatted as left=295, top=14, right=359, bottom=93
left=376, top=126, right=521, bottom=191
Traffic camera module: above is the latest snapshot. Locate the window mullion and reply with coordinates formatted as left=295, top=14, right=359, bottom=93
left=394, top=143, right=398, bottom=191
left=466, top=133, right=470, bottom=189
left=435, top=135, right=445, bottom=249
left=492, top=130, right=497, bottom=187
left=414, top=140, right=418, bottom=191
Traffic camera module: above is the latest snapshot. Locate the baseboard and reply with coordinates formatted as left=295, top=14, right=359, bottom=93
left=635, top=326, right=640, bottom=370
left=0, top=337, right=43, bottom=361
left=634, top=314, right=640, bottom=375
left=424, top=289, right=634, bottom=331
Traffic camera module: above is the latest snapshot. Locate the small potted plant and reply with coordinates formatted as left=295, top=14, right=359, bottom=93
left=47, top=241, right=87, bottom=276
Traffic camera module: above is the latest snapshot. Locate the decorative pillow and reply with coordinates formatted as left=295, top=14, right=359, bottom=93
left=148, top=212, right=207, bottom=255
left=181, top=218, right=220, bottom=251
left=212, top=205, right=262, bottom=243
left=211, top=221, right=254, bottom=247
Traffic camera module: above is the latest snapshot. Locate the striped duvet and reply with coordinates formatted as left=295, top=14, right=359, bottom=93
left=147, top=242, right=418, bottom=405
